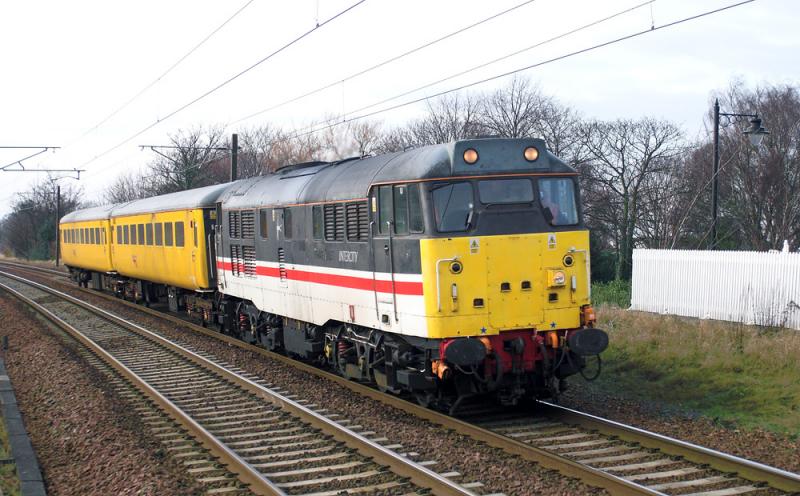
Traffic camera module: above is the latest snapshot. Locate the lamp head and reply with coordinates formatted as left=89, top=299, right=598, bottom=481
left=744, top=117, right=769, bottom=146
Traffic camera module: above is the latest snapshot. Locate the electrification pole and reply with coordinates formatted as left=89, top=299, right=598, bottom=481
left=230, top=133, right=238, bottom=182
left=55, top=185, right=61, bottom=266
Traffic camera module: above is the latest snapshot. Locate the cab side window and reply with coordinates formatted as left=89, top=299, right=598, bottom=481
left=375, top=183, right=424, bottom=236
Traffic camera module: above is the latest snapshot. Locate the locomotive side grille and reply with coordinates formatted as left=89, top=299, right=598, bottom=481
left=241, top=210, right=255, bottom=239
left=324, top=204, right=345, bottom=242
left=230, top=244, right=243, bottom=277
left=278, top=247, right=287, bottom=281
left=242, top=245, right=256, bottom=278
left=228, top=211, right=241, bottom=239
left=345, top=201, right=369, bottom=241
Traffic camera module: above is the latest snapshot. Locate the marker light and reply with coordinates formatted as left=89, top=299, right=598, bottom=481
left=463, top=148, right=479, bottom=164
left=524, top=146, right=539, bottom=162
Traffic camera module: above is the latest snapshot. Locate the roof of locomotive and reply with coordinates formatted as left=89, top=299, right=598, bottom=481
left=221, top=137, right=574, bottom=209
left=60, top=203, right=118, bottom=223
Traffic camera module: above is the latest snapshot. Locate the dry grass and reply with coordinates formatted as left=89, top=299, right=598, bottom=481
left=595, top=306, right=800, bottom=434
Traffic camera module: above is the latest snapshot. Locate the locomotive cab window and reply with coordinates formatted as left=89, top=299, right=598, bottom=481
left=259, top=209, right=269, bottom=239
left=375, top=183, right=424, bottom=235
left=431, top=182, right=474, bottom=232
left=478, top=178, right=534, bottom=205
left=284, top=208, right=292, bottom=239
left=312, top=206, right=323, bottom=240
left=538, top=177, right=578, bottom=226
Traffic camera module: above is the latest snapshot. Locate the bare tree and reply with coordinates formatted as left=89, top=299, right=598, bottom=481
left=715, top=82, right=800, bottom=250
left=479, top=76, right=549, bottom=138
left=103, top=170, right=154, bottom=204
left=0, top=176, right=82, bottom=260
left=322, top=119, right=383, bottom=160
left=579, top=118, right=684, bottom=279
left=146, top=125, right=229, bottom=194
left=410, top=93, right=485, bottom=145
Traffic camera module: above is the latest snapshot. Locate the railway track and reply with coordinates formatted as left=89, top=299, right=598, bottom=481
left=0, top=269, right=489, bottom=496
left=3, top=261, right=800, bottom=496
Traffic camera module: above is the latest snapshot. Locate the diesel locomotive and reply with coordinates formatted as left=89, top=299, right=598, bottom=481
left=60, top=138, right=608, bottom=411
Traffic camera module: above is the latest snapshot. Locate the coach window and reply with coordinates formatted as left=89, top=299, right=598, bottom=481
left=175, top=221, right=185, bottom=247
left=95, top=227, right=101, bottom=244
left=117, top=226, right=122, bottom=244
left=155, top=223, right=163, bottom=246
left=79, top=229, right=84, bottom=244
left=146, top=223, right=154, bottom=245
left=123, top=225, right=130, bottom=245
left=131, top=223, right=138, bottom=244
left=164, top=222, right=173, bottom=246
left=91, top=228, right=97, bottom=244
left=259, top=209, right=269, bottom=239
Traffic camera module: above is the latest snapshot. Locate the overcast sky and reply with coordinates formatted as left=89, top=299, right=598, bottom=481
left=1, top=0, right=797, bottom=216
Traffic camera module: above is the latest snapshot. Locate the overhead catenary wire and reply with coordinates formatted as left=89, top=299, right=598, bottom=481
left=232, top=0, right=541, bottom=125
left=274, top=0, right=756, bottom=147
left=127, top=0, right=755, bottom=184
left=70, top=0, right=257, bottom=147
left=245, top=0, right=656, bottom=138
left=81, top=0, right=368, bottom=176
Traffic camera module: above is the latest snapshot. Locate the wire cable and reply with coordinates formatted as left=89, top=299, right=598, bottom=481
left=232, top=0, right=540, bottom=124
left=81, top=0, right=368, bottom=175
left=72, top=0, right=257, bottom=145
left=280, top=0, right=756, bottom=145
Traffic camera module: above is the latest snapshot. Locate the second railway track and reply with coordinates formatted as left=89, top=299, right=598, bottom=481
left=3, top=261, right=800, bottom=496
left=0, top=269, right=489, bottom=496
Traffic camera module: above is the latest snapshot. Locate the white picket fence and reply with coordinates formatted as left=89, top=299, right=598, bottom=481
left=630, top=248, right=800, bottom=330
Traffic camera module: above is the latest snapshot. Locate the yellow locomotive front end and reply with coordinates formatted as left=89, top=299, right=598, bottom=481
left=386, top=139, right=608, bottom=408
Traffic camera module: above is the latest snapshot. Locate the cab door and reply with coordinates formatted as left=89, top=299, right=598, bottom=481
left=370, top=185, right=397, bottom=328
left=214, top=203, right=227, bottom=289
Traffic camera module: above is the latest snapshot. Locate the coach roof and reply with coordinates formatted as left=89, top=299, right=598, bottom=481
left=111, top=182, right=236, bottom=217
left=60, top=204, right=118, bottom=223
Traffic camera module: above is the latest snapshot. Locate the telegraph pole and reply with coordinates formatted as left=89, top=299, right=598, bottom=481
left=55, top=185, right=61, bottom=266
left=230, top=133, right=238, bottom=182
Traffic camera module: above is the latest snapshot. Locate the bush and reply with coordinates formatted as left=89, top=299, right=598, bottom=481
left=592, top=279, right=631, bottom=308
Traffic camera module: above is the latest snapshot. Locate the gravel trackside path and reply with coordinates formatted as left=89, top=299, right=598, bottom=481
left=0, top=293, right=206, bottom=496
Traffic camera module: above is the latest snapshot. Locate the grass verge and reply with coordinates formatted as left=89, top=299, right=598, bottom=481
left=593, top=305, right=800, bottom=435
left=0, top=414, right=20, bottom=496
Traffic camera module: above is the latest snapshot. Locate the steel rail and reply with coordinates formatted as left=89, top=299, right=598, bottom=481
left=0, top=278, right=284, bottom=496
left=0, top=269, right=475, bottom=496
left=539, top=401, right=800, bottom=492
left=7, top=261, right=800, bottom=494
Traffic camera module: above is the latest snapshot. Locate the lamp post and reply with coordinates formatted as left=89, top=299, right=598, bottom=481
left=710, top=98, right=769, bottom=249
